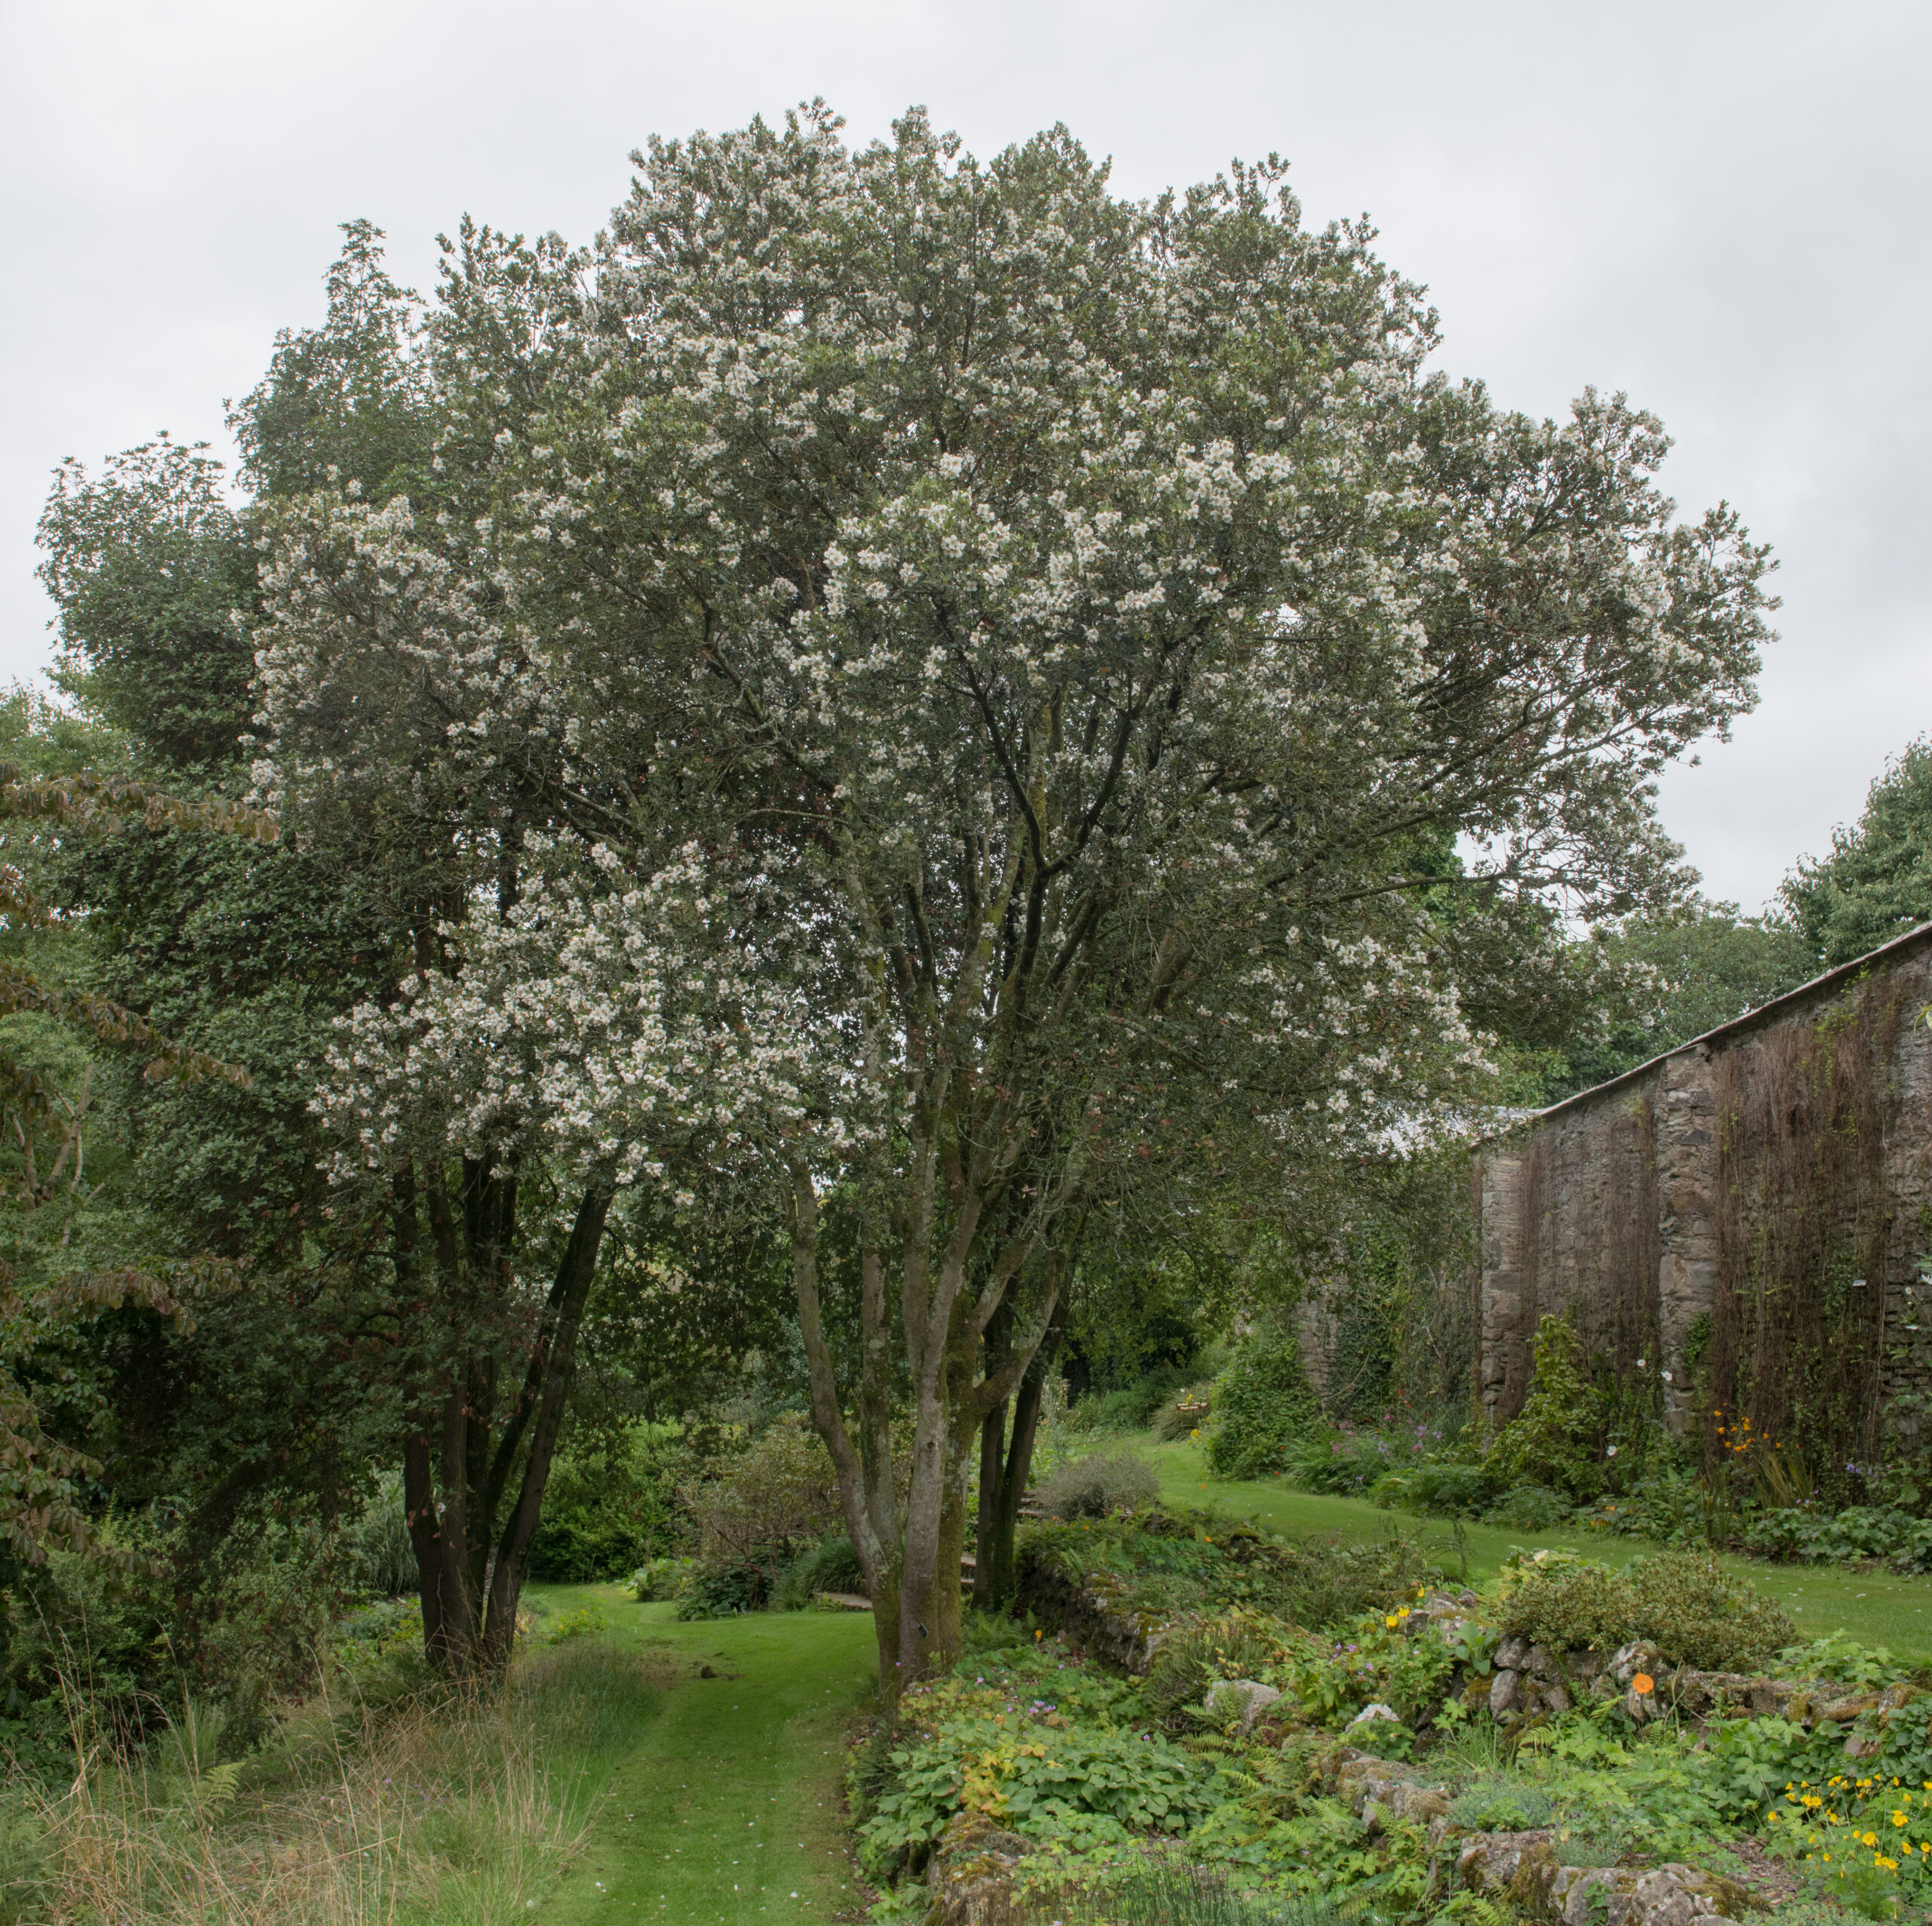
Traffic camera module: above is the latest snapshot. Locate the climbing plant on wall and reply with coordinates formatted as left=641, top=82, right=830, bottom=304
left=1709, top=984, right=1902, bottom=1506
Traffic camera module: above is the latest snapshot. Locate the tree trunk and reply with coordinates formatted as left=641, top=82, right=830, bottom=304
left=974, top=1290, right=1066, bottom=1607
left=397, top=1176, right=613, bottom=1679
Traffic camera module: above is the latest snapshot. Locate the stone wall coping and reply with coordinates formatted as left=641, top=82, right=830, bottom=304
left=1477, top=918, right=1932, bottom=1143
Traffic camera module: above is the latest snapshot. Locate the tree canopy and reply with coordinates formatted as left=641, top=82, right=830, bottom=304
left=245, top=106, right=1774, bottom=1691
left=1783, top=737, right=1932, bottom=967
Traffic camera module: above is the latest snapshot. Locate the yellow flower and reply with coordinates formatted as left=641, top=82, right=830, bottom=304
left=1894, top=1812, right=1908, bottom=1827
left=1386, top=1615, right=1398, bottom=1628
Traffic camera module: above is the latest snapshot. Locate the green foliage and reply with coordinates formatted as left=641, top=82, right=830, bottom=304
left=1783, top=737, right=1932, bottom=966
left=675, top=1555, right=776, bottom=1619
left=1205, top=1321, right=1325, bottom=1479
left=1746, top=1505, right=1932, bottom=1571
left=1369, top=1460, right=1497, bottom=1520
left=853, top=1644, right=1211, bottom=1876
left=1494, top=1558, right=1638, bottom=1654
left=1280, top=1604, right=1457, bottom=1728
left=35, top=438, right=257, bottom=774
left=1543, top=903, right=1814, bottom=1102
left=629, top=1555, right=691, bottom=1602
left=540, top=1604, right=607, bottom=1646
left=1572, top=1464, right=1707, bottom=1547
left=1447, top=1780, right=1554, bottom=1830
left=1624, top=1552, right=1795, bottom=1671
left=1054, top=1863, right=1344, bottom=1926
left=1284, top=1420, right=1464, bottom=1499
left=1495, top=1549, right=1793, bottom=1669
left=1485, top=1484, right=1572, bottom=1529
left=1142, top=1608, right=1298, bottom=1727
left=1487, top=1316, right=1607, bottom=1501
left=1020, top=1512, right=1441, bottom=1638
left=1038, top=1448, right=1160, bottom=1521
left=528, top=1421, right=685, bottom=1583
left=1066, top=1366, right=1200, bottom=1436
left=343, top=1471, right=414, bottom=1597
left=774, top=1534, right=866, bottom=1608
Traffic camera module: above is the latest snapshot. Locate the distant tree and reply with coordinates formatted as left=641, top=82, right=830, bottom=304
left=1540, top=902, right=1814, bottom=1103
left=1782, top=737, right=1932, bottom=966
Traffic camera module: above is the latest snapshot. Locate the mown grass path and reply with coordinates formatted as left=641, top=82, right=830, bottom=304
left=529, top=1587, right=878, bottom=1925
left=1135, top=1434, right=1932, bottom=1659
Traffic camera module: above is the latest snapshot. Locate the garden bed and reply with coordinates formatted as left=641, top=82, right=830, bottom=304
left=851, top=1509, right=1932, bottom=1924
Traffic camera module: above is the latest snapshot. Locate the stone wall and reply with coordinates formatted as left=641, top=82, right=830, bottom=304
left=1476, top=924, right=1932, bottom=1456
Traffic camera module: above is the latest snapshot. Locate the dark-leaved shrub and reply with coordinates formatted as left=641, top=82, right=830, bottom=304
left=528, top=1420, right=687, bottom=1582
left=775, top=1534, right=867, bottom=1608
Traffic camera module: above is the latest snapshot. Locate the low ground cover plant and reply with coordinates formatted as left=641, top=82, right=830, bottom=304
left=857, top=1506, right=1932, bottom=1924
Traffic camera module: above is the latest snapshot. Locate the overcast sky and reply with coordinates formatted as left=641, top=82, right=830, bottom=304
left=3, top=0, right=1925, bottom=912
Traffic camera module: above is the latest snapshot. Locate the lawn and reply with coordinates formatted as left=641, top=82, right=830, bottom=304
left=1131, top=1432, right=1932, bottom=1660
left=514, top=1442, right=1932, bottom=1921
left=528, top=1586, right=878, bottom=1925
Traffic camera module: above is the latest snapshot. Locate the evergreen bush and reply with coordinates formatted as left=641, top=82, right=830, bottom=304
left=1204, top=1324, right=1324, bottom=1479
left=1495, top=1549, right=1793, bottom=1670
left=1485, top=1315, right=1607, bottom=1500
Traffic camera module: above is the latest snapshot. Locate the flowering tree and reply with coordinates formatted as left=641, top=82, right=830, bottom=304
left=254, top=108, right=1772, bottom=1694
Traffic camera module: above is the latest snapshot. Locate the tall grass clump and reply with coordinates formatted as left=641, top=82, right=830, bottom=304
left=18, top=1639, right=659, bottom=1925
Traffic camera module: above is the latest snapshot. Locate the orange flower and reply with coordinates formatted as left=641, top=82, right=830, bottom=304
left=1632, top=1672, right=1655, bottom=1695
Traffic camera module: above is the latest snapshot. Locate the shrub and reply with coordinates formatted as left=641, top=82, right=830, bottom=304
left=774, top=1534, right=866, bottom=1608
left=1038, top=1448, right=1159, bottom=1521
left=1624, top=1551, right=1794, bottom=1672
left=1204, top=1323, right=1324, bottom=1479
left=681, top=1415, right=841, bottom=1562
left=528, top=1420, right=687, bottom=1582
left=1370, top=1461, right=1495, bottom=1519
left=1574, top=1465, right=1704, bottom=1547
left=1485, top=1315, right=1607, bottom=1501
left=1285, top=1420, right=1461, bottom=1497
left=1494, top=1558, right=1637, bottom=1652
left=1486, top=1484, right=1572, bottom=1529
left=675, top=1555, right=774, bottom=1619
left=629, top=1555, right=691, bottom=1601
left=1495, top=1549, right=1794, bottom=1670
left=1745, top=1504, right=1932, bottom=1571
